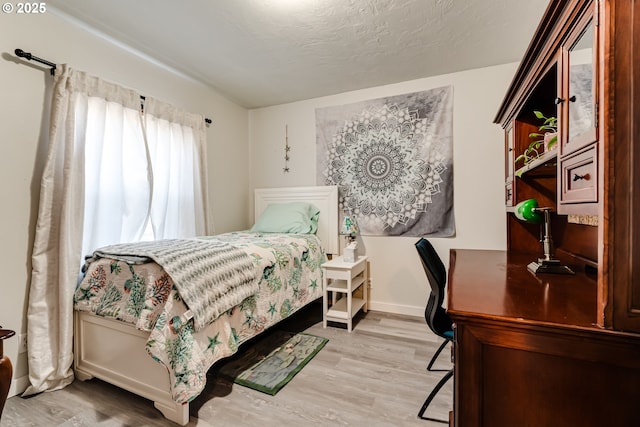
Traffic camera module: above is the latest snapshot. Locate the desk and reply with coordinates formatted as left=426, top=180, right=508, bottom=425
left=448, top=250, right=597, bottom=327
left=448, top=249, right=640, bottom=427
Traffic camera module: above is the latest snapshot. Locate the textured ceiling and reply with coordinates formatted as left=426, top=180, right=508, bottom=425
left=47, top=0, right=548, bottom=109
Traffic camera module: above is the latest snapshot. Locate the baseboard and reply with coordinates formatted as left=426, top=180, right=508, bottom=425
left=368, top=301, right=423, bottom=318
left=8, top=374, right=29, bottom=398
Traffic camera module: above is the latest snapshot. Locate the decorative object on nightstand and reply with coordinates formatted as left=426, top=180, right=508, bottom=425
left=322, top=256, right=368, bottom=332
left=343, top=241, right=358, bottom=263
left=0, top=327, right=16, bottom=418
left=514, top=198, right=574, bottom=275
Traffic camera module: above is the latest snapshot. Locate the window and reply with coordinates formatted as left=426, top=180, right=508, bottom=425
left=80, top=95, right=208, bottom=258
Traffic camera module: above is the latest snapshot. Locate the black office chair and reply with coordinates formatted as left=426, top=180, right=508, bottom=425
left=415, top=238, right=454, bottom=422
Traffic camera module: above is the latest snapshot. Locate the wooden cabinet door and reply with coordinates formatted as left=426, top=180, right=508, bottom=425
left=558, top=5, right=598, bottom=214
left=559, top=11, right=597, bottom=157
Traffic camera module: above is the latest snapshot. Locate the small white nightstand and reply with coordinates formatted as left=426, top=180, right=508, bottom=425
left=321, top=255, right=368, bottom=332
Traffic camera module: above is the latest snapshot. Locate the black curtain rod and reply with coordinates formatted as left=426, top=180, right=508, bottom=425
left=15, top=48, right=56, bottom=75
left=14, top=48, right=212, bottom=125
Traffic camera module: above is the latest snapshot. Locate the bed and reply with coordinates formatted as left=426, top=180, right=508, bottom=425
left=72, top=186, right=338, bottom=425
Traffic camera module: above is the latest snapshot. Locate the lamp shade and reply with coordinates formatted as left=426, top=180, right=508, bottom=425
left=514, top=198, right=543, bottom=224
left=341, top=215, right=359, bottom=237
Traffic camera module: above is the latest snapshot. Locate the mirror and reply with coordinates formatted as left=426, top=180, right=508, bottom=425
left=568, top=21, right=594, bottom=142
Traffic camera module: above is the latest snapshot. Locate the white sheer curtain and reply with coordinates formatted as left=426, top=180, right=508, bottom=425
left=25, top=65, right=208, bottom=395
left=81, top=91, right=151, bottom=255
left=144, top=97, right=209, bottom=239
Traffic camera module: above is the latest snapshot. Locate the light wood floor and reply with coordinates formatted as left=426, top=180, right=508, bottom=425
left=1, top=304, right=453, bottom=426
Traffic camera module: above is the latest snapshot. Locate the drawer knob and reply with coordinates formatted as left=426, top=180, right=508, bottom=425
left=573, top=173, right=590, bottom=181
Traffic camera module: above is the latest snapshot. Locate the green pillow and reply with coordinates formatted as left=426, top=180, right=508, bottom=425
left=251, top=202, right=320, bottom=234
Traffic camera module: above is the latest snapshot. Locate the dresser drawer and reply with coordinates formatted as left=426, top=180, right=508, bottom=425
left=559, top=145, right=597, bottom=204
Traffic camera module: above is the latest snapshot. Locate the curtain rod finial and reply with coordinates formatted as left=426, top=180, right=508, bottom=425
left=15, top=48, right=32, bottom=60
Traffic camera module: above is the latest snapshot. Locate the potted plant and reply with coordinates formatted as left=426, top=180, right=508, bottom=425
left=515, top=110, right=558, bottom=170
left=530, top=110, right=557, bottom=151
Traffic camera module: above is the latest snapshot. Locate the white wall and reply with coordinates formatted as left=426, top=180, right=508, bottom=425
left=0, top=11, right=249, bottom=397
left=249, top=64, right=516, bottom=316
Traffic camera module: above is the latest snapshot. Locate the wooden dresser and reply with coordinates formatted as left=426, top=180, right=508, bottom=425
left=448, top=1, right=640, bottom=425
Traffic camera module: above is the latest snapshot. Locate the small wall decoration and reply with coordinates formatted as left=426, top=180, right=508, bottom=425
left=315, top=87, right=455, bottom=237
left=283, top=124, right=290, bottom=173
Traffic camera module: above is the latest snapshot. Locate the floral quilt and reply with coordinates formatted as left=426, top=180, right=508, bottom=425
left=74, top=232, right=326, bottom=403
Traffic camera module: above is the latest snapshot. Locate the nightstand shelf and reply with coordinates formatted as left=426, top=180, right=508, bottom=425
left=322, top=255, right=368, bottom=332
left=326, top=297, right=366, bottom=320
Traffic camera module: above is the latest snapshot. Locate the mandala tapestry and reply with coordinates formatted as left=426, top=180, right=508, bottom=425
left=316, top=87, right=455, bottom=237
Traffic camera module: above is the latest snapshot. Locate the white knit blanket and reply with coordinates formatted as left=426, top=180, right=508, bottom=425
left=89, top=238, right=257, bottom=331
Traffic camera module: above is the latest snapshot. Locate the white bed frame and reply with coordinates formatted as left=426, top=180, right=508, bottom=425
left=74, top=186, right=338, bottom=425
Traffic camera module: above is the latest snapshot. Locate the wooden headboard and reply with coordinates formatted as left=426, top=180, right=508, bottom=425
left=254, top=186, right=339, bottom=255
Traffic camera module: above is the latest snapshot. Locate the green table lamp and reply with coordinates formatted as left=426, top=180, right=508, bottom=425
left=514, top=198, right=574, bottom=275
